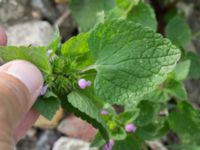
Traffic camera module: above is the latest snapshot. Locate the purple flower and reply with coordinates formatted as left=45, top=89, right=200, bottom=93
left=78, top=79, right=87, bottom=89
left=78, top=78, right=92, bottom=89
left=40, top=85, right=48, bottom=96
left=103, top=139, right=115, bottom=150
left=101, top=109, right=108, bottom=115
left=125, top=124, right=137, bottom=132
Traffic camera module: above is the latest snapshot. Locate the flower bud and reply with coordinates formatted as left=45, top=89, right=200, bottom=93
left=125, top=124, right=137, bottom=132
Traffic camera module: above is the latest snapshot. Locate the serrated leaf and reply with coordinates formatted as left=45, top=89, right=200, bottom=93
left=168, top=102, right=200, bottom=137
left=173, top=60, right=191, bottom=81
left=127, top=2, right=157, bottom=31
left=186, top=52, right=200, bottom=79
left=165, top=16, right=192, bottom=47
left=88, top=20, right=180, bottom=105
left=62, top=91, right=109, bottom=141
left=0, top=46, right=51, bottom=74
left=34, top=91, right=61, bottom=120
left=61, top=33, right=93, bottom=69
left=113, top=134, right=142, bottom=150
left=70, top=0, right=115, bottom=32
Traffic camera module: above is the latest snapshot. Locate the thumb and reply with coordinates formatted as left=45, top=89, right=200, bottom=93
left=0, top=60, right=43, bottom=149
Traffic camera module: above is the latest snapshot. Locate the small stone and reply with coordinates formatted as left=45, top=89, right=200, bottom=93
left=53, top=137, right=97, bottom=150
left=34, top=108, right=64, bottom=129
left=57, top=115, right=97, bottom=142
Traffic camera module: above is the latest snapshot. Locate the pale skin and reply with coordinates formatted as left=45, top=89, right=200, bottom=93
left=0, top=27, right=44, bottom=150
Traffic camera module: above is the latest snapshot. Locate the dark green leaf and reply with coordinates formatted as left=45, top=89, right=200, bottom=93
left=34, top=91, right=61, bottom=120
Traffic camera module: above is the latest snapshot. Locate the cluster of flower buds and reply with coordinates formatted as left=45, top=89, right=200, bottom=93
left=78, top=78, right=92, bottom=89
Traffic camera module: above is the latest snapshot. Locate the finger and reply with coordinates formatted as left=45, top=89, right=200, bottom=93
left=0, top=60, right=43, bottom=126
left=0, top=27, right=7, bottom=46
left=13, top=109, right=39, bottom=142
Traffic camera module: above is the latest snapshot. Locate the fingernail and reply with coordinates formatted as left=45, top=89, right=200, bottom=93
left=3, top=60, right=43, bottom=93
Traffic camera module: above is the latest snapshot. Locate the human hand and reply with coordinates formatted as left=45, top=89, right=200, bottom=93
left=0, top=27, right=43, bottom=150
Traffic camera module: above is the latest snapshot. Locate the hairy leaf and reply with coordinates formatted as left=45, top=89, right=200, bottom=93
left=0, top=46, right=51, bottom=74
left=88, top=20, right=181, bottom=105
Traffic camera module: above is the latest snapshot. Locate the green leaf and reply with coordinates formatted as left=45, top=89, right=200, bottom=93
left=135, top=101, right=159, bottom=126
left=113, top=134, right=142, bottom=150
left=186, top=52, right=200, bottom=79
left=70, top=0, right=115, bottom=32
left=115, top=0, right=139, bottom=10
left=136, top=119, right=169, bottom=140
left=90, top=132, right=105, bottom=148
left=165, top=16, right=192, bottom=47
left=127, top=2, right=157, bottom=31
left=165, top=80, right=188, bottom=101
left=116, top=110, right=140, bottom=125
left=110, top=126, right=127, bottom=140
left=88, top=20, right=181, bottom=105
left=173, top=60, right=191, bottom=81
left=61, top=33, right=93, bottom=69
left=62, top=91, right=109, bottom=141
left=0, top=46, right=51, bottom=74
left=34, top=91, right=61, bottom=120
left=168, top=102, right=200, bottom=137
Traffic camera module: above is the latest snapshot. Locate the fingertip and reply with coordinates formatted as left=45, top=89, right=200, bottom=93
left=0, top=26, right=7, bottom=46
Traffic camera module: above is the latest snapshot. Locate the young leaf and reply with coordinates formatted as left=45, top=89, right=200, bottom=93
left=168, top=102, right=200, bottom=137
left=115, top=0, right=139, bottom=10
left=127, top=2, right=157, bottom=31
left=165, top=16, right=192, bottom=47
left=88, top=20, right=181, bottom=105
left=70, top=0, right=115, bottom=32
left=61, top=33, right=93, bottom=69
left=0, top=46, right=51, bottom=74
left=173, top=60, right=191, bottom=81
left=34, top=91, right=61, bottom=120
left=48, top=27, right=61, bottom=53
left=62, top=91, right=109, bottom=141
left=165, top=80, right=188, bottom=101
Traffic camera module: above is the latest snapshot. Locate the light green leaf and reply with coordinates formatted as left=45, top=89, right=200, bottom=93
left=186, top=52, right=200, bottom=79
left=63, top=91, right=109, bottom=141
left=127, top=2, right=157, bottom=31
left=70, top=0, right=115, bottom=32
left=168, top=102, right=200, bottom=137
left=110, top=126, right=127, bottom=140
left=173, top=60, right=191, bottom=81
left=90, top=132, right=105, bottom=148
left=165, top=16, right=192, bottom=47
left=0, top=46, right=51, bottom=74
left=88, top=20, right=181, bottom=105
left=34, top=91, right=60, bottom=120
left=61, top=33, right=94, bottom=69
left=116, top=110, right=140, bottom=125
left=115, top=0, right=139, bottom=10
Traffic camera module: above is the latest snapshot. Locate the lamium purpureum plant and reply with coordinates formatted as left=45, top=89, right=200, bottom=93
left=1, top=0, right=200, bottom=149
